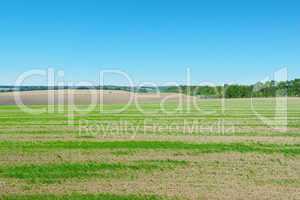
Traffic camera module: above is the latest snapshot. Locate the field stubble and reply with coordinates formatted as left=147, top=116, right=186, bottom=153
left=0, top=96, right=300, bottom=199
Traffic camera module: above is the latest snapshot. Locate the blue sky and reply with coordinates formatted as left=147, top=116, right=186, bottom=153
left=0, top=0, right=299, bottom=85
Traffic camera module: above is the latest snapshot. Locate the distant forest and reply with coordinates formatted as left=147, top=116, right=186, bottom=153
left=1, top=79, right=299, bottom=98
left=161, top=79, right=300, bottom=98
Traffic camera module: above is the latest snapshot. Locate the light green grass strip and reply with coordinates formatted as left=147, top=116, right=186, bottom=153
left=0, top=141, right=299, bottom=155
left=0, top=160, right=187, bottom=183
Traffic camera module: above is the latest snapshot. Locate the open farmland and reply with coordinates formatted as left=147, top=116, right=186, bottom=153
left=0, top=94, right=300, bottom=200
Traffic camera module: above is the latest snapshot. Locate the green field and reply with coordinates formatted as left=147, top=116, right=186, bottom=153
left=0, top=98, right=300, bottom=200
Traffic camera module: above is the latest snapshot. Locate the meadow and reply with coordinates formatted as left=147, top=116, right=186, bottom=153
left=0, top=97, right=299, bottom=200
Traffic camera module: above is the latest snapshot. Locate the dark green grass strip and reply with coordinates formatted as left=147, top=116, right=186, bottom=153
left=0, top=194, right=165, bottom=200
left=0, top=160, right=186, bottom=184
left=0, top=141, right=299, bottom=155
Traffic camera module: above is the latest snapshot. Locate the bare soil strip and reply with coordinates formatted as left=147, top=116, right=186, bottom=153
left=0, top=90, right=190, bottom=105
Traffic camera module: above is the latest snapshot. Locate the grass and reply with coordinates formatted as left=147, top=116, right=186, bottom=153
left=1, top=140, right=299, bottom=155
left=271, top=178, right=300, bottom=186
left=0, top=160, right=187, bottom=184
left=1, top=98, right=300, bottom=199
left=0, top=194, right=166, bottom=200
left=0, top=98, right=300, bottom=136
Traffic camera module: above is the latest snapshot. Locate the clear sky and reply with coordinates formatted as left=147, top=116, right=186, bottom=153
left=0, top=0, right=299, bottom=86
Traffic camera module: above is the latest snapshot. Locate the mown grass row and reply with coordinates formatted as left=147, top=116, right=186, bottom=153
left=1, top=141, right=299, bottom=155
left=0, top=160, right=186, bottom=184
left=0, top=194, right=166, bottom=200
left=0, top=130, right=299, bottom=137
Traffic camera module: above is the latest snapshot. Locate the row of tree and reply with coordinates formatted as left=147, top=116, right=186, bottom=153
left=1, top=79, right=299, bottom=98
left=161, top=79, right=300, bottom=98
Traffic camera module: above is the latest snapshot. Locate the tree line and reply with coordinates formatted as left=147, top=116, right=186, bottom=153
left=1, top=79, right=300, bottom=98
left=161, top=79, right=300, bottom=98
